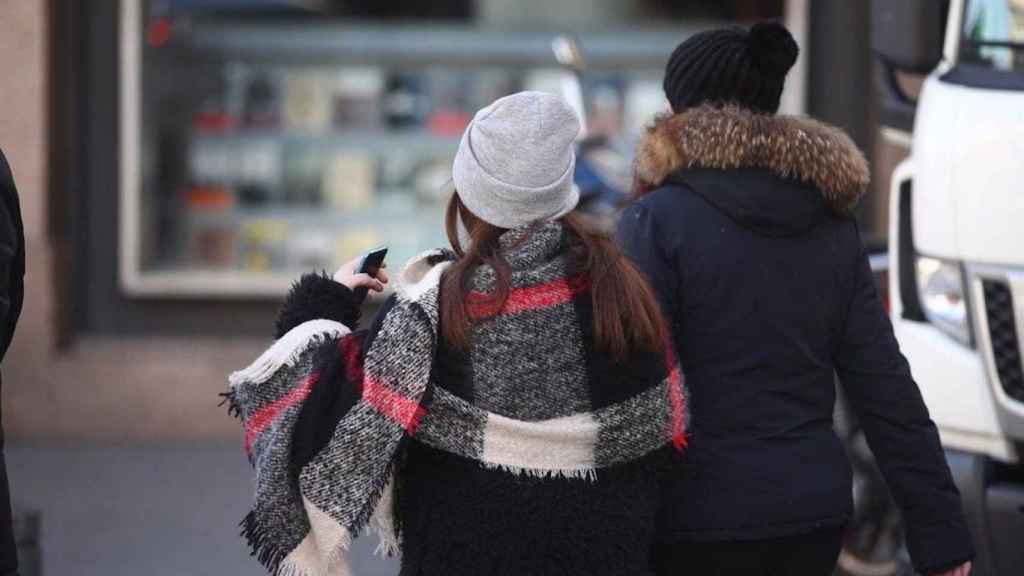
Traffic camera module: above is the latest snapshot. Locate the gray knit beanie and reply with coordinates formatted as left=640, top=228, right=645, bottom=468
left=452, top=91, right=581, bottom=229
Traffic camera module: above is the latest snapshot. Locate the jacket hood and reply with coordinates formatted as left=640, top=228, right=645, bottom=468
left=634, top=105, right=870, bottom=217
left=670, top=167, right=829, bottom=237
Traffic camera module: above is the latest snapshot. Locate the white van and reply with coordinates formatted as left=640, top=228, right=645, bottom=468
left=872, top=1, right=1024, bottom=574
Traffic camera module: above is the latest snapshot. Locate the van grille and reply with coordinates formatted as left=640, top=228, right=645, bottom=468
left=982, top=280, right=1024, bottom=403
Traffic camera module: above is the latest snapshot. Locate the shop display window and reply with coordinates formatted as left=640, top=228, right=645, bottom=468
left=120, top=0, right=676, bottom=296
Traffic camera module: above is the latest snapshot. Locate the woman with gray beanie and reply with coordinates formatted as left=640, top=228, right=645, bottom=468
left=618, top=22, right=974, bottom=576
left=226, top=91, right=687, bottom=576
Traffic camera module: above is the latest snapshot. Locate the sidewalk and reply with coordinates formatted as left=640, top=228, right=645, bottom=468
left=6, top=442, right=397, bottom=576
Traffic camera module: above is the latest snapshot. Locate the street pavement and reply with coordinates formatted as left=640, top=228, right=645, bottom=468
left=6, top=442, right=398, bottom=576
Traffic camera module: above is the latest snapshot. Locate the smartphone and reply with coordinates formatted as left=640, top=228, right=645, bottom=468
left=352, top=246, right=388, bottom=302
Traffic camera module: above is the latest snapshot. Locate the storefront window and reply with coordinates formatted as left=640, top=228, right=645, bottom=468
left=120, top=0, right=676, bottom=296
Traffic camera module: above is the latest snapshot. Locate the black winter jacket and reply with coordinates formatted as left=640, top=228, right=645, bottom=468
left=617, top=105, right=974, bottom=575
left=0, top=149, right=24, bottom=576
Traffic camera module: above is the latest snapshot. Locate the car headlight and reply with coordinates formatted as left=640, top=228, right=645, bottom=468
left=915, top=256, right=972, bottom=346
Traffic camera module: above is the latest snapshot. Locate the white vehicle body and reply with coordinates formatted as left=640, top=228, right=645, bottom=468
left=889, top=0, right=1024, bottom=464
left=882, top=3, right=1024, bottom=573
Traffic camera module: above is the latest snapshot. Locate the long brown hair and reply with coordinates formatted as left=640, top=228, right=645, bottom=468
left=440, top=193, right=665, bottom=359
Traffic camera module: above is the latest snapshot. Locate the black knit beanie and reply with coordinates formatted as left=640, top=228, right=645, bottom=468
left=663, top=21, right=799, bottom=114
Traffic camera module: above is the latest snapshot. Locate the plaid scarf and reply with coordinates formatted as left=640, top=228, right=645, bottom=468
left=226, top=221, right=686, bottom=576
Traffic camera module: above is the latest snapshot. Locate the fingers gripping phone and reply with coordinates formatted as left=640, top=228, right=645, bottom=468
left=353, top=247, right=388, bottom=302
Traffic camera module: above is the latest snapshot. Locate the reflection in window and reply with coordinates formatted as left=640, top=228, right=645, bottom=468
left=127, top=4, right=674, bottom=296
left=962, top=0, right=1024, bottom=70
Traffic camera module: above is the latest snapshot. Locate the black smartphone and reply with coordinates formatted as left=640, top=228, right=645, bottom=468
left=352, top=247, right=388, bottom=302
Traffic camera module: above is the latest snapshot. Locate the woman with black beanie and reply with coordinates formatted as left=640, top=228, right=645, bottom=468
left=618, top=22, right=975, bottom=576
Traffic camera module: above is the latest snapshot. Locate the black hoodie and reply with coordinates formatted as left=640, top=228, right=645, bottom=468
left=617, top=106, right=974, bottom=574
left=0, top=149, right=23, bottom=576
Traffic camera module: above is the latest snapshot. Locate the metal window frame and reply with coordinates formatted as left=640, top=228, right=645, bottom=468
left=119, top=0, right=299, bottom=298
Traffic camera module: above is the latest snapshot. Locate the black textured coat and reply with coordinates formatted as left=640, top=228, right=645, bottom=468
left=618, top=106, right=974, bottom=574
left=0, top=149, right=24, bottom=576
left=275, top=266, right=675, bottom=576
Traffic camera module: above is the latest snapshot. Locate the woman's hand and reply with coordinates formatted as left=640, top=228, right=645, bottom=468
left=932, top=561, right=971, bottom=576
left=332, top=256, right=389, bottom=293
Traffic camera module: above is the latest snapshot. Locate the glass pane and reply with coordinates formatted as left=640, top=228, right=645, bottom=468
left=962, top=0, right=1024, bottom=70
left=130, top=1, right=670, bottom=296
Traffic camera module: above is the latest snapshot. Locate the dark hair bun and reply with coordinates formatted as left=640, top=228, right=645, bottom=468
left=748, top=21, right=799, bottom=77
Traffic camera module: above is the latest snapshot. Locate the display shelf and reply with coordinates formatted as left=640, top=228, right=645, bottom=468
left=175, top=201, right=449, bottom=295
left=121, top=268, right=295, bottom=298
left=121, top=267, right=399, bottom=301
left=189, top=129, right=462, bottom=151
left=184, top=191, right=443, bottom=218
left=179, top=22, right=693, bottom=68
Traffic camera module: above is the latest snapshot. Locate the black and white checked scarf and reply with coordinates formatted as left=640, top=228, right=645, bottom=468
left=226, top=222, right=687, bottom=576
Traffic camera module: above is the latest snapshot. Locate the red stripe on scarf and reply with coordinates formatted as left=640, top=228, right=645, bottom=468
left=339, top=335, right=364, bottom=392
left=668, top=364, right=687, bottom=450
left=363, top=377, right=427, bottom=434
left=245, top=372, right=319, bottom=455
left=663, top=333, right=688, bottom=451
left=340, top=333, right=425, bottom=433
left=467, top=274, right=589, bottom=318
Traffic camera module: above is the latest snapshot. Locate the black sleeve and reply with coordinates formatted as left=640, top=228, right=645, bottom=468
left=835, top=238, right=975, bottom=575
left=274, top=272, right=362, bottom=339
left=0, top=148, right=22, bottom=576
left=616, top=201, right=680, bottom=318
left=0, top=149, right=24, bottom=363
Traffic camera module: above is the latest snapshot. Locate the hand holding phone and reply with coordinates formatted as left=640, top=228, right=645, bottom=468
left=334, top=247, right=388, bottom=302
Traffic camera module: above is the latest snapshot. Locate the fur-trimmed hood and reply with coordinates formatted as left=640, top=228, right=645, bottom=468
left=634, top=105, right=870, bottom=214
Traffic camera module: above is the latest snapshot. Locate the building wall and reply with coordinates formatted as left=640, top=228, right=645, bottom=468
left=0, top=2, right=260, bottom=442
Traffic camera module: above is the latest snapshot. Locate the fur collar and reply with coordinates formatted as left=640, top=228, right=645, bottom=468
left=634, top=105, right=870, bottom=214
